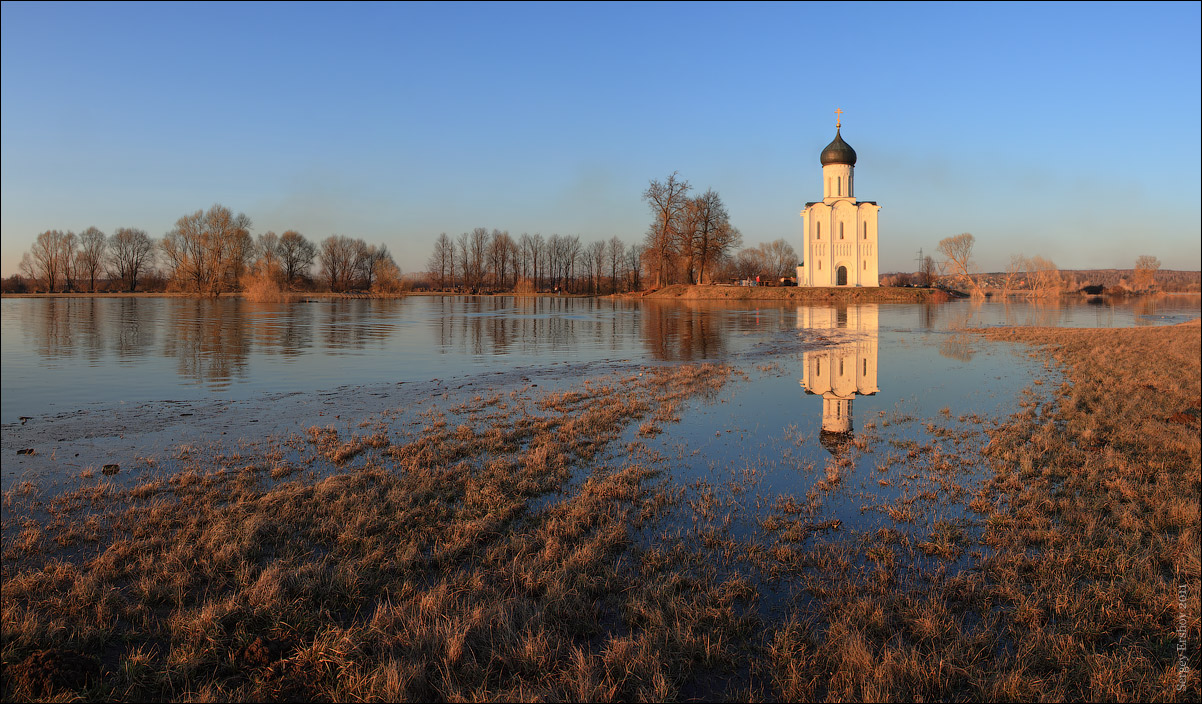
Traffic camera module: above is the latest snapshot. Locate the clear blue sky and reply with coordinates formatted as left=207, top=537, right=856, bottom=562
left=3, top=1, right=1199, bottom=276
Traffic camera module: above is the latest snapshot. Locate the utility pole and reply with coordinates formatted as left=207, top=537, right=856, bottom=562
left=915, top=248, right=925, bottom=286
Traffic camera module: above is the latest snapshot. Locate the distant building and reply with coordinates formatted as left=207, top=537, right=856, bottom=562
left=797, top=111, right=880, bottom=287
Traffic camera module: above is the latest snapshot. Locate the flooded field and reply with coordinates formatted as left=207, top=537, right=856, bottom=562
left=2, top=294, right=1199, bottom=701
left=3, top=294, right=1197, bottom=425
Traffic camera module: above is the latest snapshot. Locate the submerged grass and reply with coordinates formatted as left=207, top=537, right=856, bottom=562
left=2, top=321, right=1199, bottom=701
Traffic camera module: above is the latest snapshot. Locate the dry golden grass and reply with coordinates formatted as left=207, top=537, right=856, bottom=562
left=2, top=321, right=1199, bottom=701
left=2, top=364, right=748, bottom=702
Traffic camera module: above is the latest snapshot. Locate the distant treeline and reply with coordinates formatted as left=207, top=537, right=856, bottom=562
left=5, top=205, right=402, bottom=297
left=881, top=235, right=1193, bottom=296
left=418, top=173, right=801, bottom=293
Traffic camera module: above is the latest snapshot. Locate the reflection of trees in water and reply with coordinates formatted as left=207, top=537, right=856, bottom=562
left=24, top=297, right=156, bottom=362
left=639, top=301, right=727, bottom=361
left=161, top=298, right=251, bottom=386
left=432, top=296, right=642, bottom=358
left=1133, top=297, right=1157, bottom=326
left=919, top=303, right=938, bottom=330
left=27, top=298, right=77, bottom=359
left=243, top=300, right=313, bottom=357
left=113, top=298, right=158, bottom=358
left=320, top=299, right=403, bottom=351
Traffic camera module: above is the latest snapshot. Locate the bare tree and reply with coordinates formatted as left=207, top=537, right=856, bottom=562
left=562, top=235, right=581, bottom=292
left=277, top=230, right=316, bottom=288
left=427, top=232, right=454, bottom=289
left=607, top=236, right=624, bottom=293
left=1027, top=255, right=1062, bottom=297
left=468, top=228, right=489, bottom=289
left=60, top=231, right=79, bottom=292
left=488, top=230, right=515, bottom=289
left=456, top=233, right=470, bottom=290
left=373, top=254, right=404, bottom=294
left=584, top=240, right=606, bottom=294
left=676, top=197, right=702, bottom=283
left=759, top=240, right=799, bottom=279
left=731, top=246, right=766, bottom=281
left=917, top=255, right=937, bottom=288
left=1134, top=255, right=1161, bottom=291
left=319, top=235, right=360, bottom=292
left=256, top=232, right=281, bottom=269
left=1001, top=253, right=1025, bottom=297
left=108, top=227, right=155, bottom=292
left=626, top=243, right=643, bottom=291
left=937, top=233, right=983, bottom=296
left=19, top=253, right=37, bottom=289
left=161, top=204, right=253, bottom=295
left=29, top=230, right=71, bottom=292
left=690, top=190, right=741, bottom=285
left=642, top=172, right=691, bottom=289
left=77, top=227, right=107, bottom=292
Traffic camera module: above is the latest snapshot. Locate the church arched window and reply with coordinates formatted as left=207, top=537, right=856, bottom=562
left=817, top=223, right=821, bottom=240
left=837, top=177, right=842, bottom=196
left=863, top=223, right=868, bottom=239
left=839, top=223, right=844, bottom=240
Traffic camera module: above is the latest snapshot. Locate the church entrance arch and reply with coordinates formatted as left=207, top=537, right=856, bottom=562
left=836, top=266, right=848, bottom=286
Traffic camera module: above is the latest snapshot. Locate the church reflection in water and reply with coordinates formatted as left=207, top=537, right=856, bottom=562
left=797, top=304, right=879, bottom=454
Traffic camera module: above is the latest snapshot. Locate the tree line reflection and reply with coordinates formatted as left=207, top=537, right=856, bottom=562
left=13, top=296, right=1192, bottom=392
left=16, top=297, right=406, bottom=388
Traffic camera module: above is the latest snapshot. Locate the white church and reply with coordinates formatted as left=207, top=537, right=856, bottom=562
left=796, top=112, right=880, bottom=287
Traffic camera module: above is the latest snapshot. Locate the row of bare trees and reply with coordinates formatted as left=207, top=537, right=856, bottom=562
left=13, top=204, right=398, bottom=295
left=427, top=229, right=646, bottom=294
left=423, top=227, right=798, bottom=294
left=20, top=227, right=156, bottom=292
left=421, top=173, right=755, bottom=294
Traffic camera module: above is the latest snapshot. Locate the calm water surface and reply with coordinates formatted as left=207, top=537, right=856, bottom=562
left=4, top=293, right=1199, bottom=582
left=1, top=295, right=1198, bottom=425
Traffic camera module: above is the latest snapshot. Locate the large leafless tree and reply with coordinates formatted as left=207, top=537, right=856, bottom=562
left=277, top=230, right=316, bottom=288
left=161, top=204, right=253, bottom=295
left=319, top=235, right=360, bottom=292
left=642, top=172, right=691, bottom=289
left=1134, top=255, right=1161, bottom=291
left=77, top=227, right=108, bottom=292
left=690, top=189, right=741, bottom=284
left=937, top=232, right=983, bottom=296
left=107, top=227, right=155, bottom=292
left=427, top=232, right=454, bottom=289
left=29, top=230, right=72, bottom=292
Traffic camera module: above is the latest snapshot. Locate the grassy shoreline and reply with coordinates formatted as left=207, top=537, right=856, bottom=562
left=2, top=322, right=1199, bottom=701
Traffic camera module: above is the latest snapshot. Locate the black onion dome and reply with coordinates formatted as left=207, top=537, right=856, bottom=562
left=820, top=128, right=857, bottom=166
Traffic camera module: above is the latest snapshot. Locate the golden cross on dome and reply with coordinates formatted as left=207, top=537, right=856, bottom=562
left=835, top=108, right=842, bottom=129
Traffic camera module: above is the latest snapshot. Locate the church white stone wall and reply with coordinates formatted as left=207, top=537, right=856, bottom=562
left=796, top=117, right=881, bottom=287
